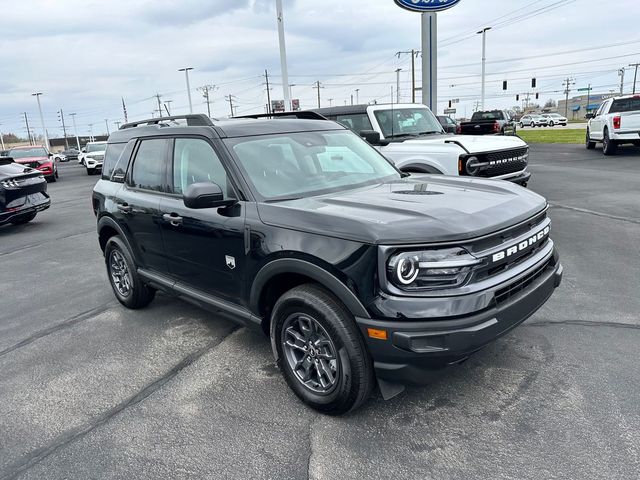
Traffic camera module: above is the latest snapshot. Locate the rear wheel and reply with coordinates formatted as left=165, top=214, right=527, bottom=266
left=519, top=122, right=524, bottom=128
left=602, top=128, right=617, bottom=155
left=272, top=284, right=374, bottom=415
left=585, top=129, right=596, bottom=149
left=10, top=211, right=37, bottom=225
left=87, top=168, right=94, bottom=175
left=105, top=236, right=155, bottom=309
left=549, top=121, right=555, bottom=127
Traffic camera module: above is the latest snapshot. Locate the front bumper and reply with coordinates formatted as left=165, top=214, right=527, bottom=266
left=499, top=170, right=531, bottom=186
left=356, top=250, right=562, bottom=385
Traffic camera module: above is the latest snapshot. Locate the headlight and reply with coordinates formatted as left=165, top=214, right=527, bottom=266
left=387, top=247, right=481, bottom=291
left=463, top=156, right=484, bottom=176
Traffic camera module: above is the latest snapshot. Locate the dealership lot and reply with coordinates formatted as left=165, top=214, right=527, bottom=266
left=1, top=144, right=639, bottom=479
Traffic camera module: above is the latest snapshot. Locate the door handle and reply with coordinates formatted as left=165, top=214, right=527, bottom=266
left=117, top=204, right=132, bottom=213
left=163, top=213, right=183, bottom=226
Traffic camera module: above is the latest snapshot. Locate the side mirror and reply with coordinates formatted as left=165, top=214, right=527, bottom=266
left=359, top=129, right=390, bottom=146
left=585, top=113, right=595, bottom=120
left=183, top=182, right=235, bottom=209
left=81, top=148, right=86, bottom=153
left=48, top=152, right=53, bottom=157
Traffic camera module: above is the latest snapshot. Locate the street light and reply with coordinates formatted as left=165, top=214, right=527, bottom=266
left=31, top=92, right=50, bottom=150
left=476, top=27, right=492, bottom=110
left=69, top=113, right=80, bottom=150
left=178, top=67, right=194, bottom=113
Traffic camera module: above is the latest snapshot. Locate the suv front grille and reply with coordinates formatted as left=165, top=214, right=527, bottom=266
left=495, top=258, right=552, bottom=305
left=477, top=147, right=528, bottom=177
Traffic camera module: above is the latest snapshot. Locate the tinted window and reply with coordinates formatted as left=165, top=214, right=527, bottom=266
left=130, top=139, right=168, bottom=191
left=101, top=142, right=126, bottom=179
left=334, top=114, right=373, bottom=132
left=471, top=111, right=504, bottom=121
left=171, top=138, right=231, bottom=197
left=610, top=97, right=640, bottom=113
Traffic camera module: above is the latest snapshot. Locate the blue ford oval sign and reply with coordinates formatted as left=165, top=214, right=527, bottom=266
left=394, top=0, right=461, bottom=12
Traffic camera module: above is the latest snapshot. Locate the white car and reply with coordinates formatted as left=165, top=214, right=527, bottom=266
left=314, top=103, right=531, bottom=186
left=83, top=141, right=107, bottom=175
left=540, top=113, right=567, bottom=127
left=586, top=95, right=640, bottom=155
left=519, top=114, right=548, bottom=128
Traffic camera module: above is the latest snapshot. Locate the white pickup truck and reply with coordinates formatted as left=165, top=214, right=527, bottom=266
left=313, top=103, right=531, bottom=186
left=586, top=95, right=640, bottom=155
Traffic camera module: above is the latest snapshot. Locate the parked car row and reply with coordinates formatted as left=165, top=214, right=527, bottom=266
left=92, top=111, right=560, bottom=414
left=519, top=113, right=568, bottom=128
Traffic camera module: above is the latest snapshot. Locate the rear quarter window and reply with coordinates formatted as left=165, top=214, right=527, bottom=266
left=101, top=143, right=126, bottom=180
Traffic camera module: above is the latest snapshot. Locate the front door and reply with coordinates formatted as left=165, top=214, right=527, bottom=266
left=159, top=137, right=245, bottom=303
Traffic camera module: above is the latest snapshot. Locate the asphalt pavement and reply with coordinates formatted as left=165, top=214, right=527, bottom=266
left=1, top=144, right=639, bottom=480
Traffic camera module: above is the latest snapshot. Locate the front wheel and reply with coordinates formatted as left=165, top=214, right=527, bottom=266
left=272, top=284, right=375, bottom=415
left=549, top=121, right=555, bottom=127
left=519, top=122, right=524, bottom=128
left=104, top=236, right=155, bottom=309
left=602, top=128, right=617, bottom=155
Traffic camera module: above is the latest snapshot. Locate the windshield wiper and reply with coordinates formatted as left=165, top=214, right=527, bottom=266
left=264, top=196, right=303, bottom=203
left=417, top=131, right=443, bottom=135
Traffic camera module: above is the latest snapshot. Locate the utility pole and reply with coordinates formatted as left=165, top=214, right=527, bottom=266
left=313, top=81, right=322, bottom=108
left=0, top=124, right=4, bottom=150
left=114, top=121, right=121, bottom=130
left=178, top=67, right=194, bottom=113
left=397, top=50, right=420, bottom=104
left=350, top=94, right=354, bottom=106
left=477, top=27, right=492, bottom=110
left=31, top=92, right=50, bottom=149
left=562, top=78, right=575, bottom=118
left=629, top=62, right=640, bottom=94
left=154, top=94, right=163, bottom=117
left=355, top=89, right=360, bottom=104
left=264, top=70, right=272, bottom=114
left=88, top=124, right=94, bottom=142
left=69, top=113, right=80, bottom=150
left=225, top=95, right=237, bottom=117
left=58, top=109, right=69, bottom=149
left=163, top=100, right=173, bottom=116
left=328, top=98, right=333, bottom=107
left=585, top=84, right=592, bottom=117
left=618, top=68, right=625, bottom=95
left=198, top=85, right=216, bottom=118
left=275, top=0, right=291, bottom=111
left=395, top=68, right=402, bottom=103
left=104, top=119, right=110, bottom=136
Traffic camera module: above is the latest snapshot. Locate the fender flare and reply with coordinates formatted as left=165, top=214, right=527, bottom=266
left=399, top=163, right=443, bottom=174
left=96, top=215, right=137, bottom=261
left=249, top=258, right=371, bottom=319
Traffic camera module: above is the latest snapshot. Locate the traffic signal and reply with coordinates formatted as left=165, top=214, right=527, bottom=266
left=516, top=94, right=520, bottom=101
left=503, top=81, right=508, bottom=90
left=448, top=100, right=452, bottom=108
left=531, top=78, right=537, bottom=88
left=535, top=93, right=539, bottom=99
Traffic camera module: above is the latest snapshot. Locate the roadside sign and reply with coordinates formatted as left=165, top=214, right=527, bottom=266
left=452, top=98, right=460, bottom=104
left=578, top=87, right=592, bottom=91
left=394, top=0, right=461, bottom=12
left=444, top=108, right=456, bottom=114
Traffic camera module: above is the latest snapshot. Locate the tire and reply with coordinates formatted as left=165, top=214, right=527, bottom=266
left=271, top=284, right=374, bottom=415
left=585, top=129, right=596, bottom=150
left=55, top=168, right=59, bottom=179
left=602, top=128, right=617, bottom=155
left=104, top=236, right=155, bottom=309
left=519, top=122, right=524, bottom=129
left=10, top=211, right=37, bottom=225
left=549, top=121, right=555, bottom=127
left=87, top=168, right=94, bottom=175
left=48, top=174, right=56, bottom=183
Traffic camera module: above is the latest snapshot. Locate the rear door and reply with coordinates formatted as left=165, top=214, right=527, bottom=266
left=118, top=137, right=170, bottom=272
left=159, top=136, right=245, bottom=303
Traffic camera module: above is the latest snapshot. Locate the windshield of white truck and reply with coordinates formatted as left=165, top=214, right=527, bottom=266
left=373, top=108, right=443, bottom=139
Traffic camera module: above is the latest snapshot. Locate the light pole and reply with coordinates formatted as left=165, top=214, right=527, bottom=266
left=179, top=67, right=194, bottom=113
left=395, top=68, right=402, bottom=103
left=276, top=0, right=291, bottom=111
left=31, top=92, right=50, bottom=150
left=355, top=89, right=360, bottom=104
left=69, top=113, right=80, bottom=150
left=0, top=124, right=4, bottom=150
left=104, top=119, right=110, bottom=136
left=477, top=27, right=491, bottom=110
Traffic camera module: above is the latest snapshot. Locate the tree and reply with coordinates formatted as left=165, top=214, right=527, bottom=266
left=544, top=98, right=557, bottom=108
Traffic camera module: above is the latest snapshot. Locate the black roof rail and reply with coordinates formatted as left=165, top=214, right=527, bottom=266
left=234, top=111, right=328, bottom=121
left=119, top=114, right=216, bottom=130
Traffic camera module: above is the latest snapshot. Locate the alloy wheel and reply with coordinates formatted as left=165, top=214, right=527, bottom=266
left=281, top=313, right=339, bottom=394
left=109, top=250, right=132, bottom=297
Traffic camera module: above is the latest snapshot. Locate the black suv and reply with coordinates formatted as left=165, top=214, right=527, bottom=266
left=93, top=114, right=562, bottom=414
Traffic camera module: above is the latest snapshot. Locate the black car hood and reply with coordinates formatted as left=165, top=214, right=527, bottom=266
left=257, top=175, right=547, bottom=245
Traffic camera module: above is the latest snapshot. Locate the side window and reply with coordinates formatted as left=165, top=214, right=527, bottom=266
left=595, top=102, right=606, bottom=116
left=101, top=142, right=126, bottom=180
left=335, top=114, right=373, bottom=132
left=172, top=138, right=232, bottom=198
left=130, top=139, right=169, bottom=192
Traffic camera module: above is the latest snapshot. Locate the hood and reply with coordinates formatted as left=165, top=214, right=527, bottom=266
left=401, top=134, right=527, bottom=154
left=15, top=156, right=50, bottom=164
left=257, top=175, right=546, bottom=245
left=85, top=150, right=106, bottom=156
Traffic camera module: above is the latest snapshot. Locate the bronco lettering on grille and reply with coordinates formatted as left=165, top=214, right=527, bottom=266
left=492, top=226, right=550, bottom=263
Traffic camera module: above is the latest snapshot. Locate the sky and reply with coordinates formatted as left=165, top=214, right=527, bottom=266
left=1, top=0, right=639, bottom=139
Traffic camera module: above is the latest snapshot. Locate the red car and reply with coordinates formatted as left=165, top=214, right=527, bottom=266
left=8, top=145, right=59, bottom=182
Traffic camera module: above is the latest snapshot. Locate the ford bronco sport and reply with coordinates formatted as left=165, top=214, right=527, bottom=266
left=93, top=114, right=562, bottom=414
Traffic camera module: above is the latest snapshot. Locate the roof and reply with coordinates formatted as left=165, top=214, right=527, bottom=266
left=312, top=105, right=369, bottom=116
left=108, top=114, right=343, bottom=143
left=10, top=145, right=47, bottom=150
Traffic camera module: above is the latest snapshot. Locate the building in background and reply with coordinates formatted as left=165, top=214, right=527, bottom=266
left=557, top=93, right=616, bottom=120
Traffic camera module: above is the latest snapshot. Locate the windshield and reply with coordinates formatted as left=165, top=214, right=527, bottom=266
left=550, top=113, right=563, bottom=118
left=373, top=107, right=443, bottom=138
left=87, top=143, right=107, bottom=152
left=9, top=147, right=47, bottom=158
left=225, top=130, right=400, bottom=201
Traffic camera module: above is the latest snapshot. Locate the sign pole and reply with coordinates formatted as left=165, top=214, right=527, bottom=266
left=421, top=13, right=437, bottom=111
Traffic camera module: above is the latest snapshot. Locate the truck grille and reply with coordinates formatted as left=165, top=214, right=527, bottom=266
left=476, top=147, right=528, bottom=177
left=495, top=258, right=552, bottom=305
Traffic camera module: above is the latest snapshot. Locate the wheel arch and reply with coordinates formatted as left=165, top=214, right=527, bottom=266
left=250, top=258, right=371, bottom=334
left=398, top=163, right=444, bottom=174
left=97, top=215, right=134, bottom=257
